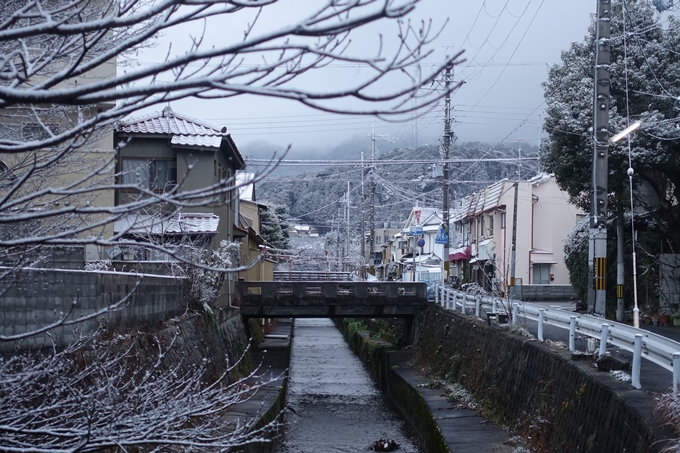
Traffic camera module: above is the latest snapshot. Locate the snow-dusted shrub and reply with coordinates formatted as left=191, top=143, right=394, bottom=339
left=84, top=259, right=112, bottom=272
left=182, top=240, right=240, bottom=313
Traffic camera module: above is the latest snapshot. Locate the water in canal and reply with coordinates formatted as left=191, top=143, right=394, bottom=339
left=275, top=318, right=424, bottom=453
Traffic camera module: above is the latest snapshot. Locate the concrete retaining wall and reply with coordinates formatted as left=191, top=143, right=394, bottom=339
left=0, top=268, right=187, bottom=352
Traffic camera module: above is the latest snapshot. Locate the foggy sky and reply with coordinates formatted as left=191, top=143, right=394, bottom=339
left=132, top=1, right=596, bottom=155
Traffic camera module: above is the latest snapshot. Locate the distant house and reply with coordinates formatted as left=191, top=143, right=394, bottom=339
left=292, top=224, right=313, bottom=237
left=450, top=174, right=584, bottom=297
left=399, top=207, right=444, bottom=283
left=114, top=106, right=245, bottom=249
left=235, top=172, right=275, bottom=282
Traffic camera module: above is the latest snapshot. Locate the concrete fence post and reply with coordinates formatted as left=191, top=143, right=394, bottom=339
left=492, top=298, right=498, bottom=314
left=599, top=324, right=610, bottom=358
left=632, top=334, right=643, bottom=389
left=475, top=295, right=481, bottom=319
left=569, top=316, right=576, bottom=351
left=538, top=309, right=545, bottom=341
left=451, top=291, right=457, bottom=311
left=435, top=282, right=439, bottom=305
left=673, top=353, right=680, bottom=394
left=461, top=295, right=467, bottom=314
left=441, top=286, right=446, bottom=307
left=512, top=303, right=519, bottom=326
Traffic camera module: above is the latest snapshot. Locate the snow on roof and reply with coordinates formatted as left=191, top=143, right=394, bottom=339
left=116, top=106, right=227, bottom=149
left=482, top=180, right=508, bottom=212
left=529, top=172, right=554, bottom=186
left=452, top=178, right=514, bottom=221
left=114, top=212, right=220, bottom=235
left=171, top=134, right=223, bottom=148
left=405, top=207, right=438, bottom=228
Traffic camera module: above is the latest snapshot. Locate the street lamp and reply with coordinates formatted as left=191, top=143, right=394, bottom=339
left=611, top=120, right=642, bottom=328
left=611, top=121, right=641, bottom=143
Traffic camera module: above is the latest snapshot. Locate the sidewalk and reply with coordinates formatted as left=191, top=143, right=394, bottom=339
left=222, top=319, right=292, bottom=453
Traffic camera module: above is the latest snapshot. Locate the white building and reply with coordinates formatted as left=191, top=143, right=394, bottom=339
left=399, top=207, right=444, bottom=283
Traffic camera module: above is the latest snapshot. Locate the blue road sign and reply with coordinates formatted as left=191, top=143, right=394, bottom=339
left=435, top=227, right=449, bottom=244
left=417, top=238, right=425, bottom=248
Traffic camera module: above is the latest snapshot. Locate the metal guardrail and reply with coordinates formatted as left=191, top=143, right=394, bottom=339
left=434, top=283, right=680, bottom=392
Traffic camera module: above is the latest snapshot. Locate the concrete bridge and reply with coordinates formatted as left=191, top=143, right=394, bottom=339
left=234, top=281, right=428, bottom=319
left=235, top=280, right=427, bottom=343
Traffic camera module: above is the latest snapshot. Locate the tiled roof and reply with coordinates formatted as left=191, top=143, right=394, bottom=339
left=171, top=134, right=223, bottom=148
left=114, top=212, right=220, bottom=235
left=116, top=106, right=227, bottom=149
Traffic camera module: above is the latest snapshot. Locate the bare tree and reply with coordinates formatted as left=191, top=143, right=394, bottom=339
left=0, top=0, right=462, bottom=257
left=0, top=326, right=283, bottom=452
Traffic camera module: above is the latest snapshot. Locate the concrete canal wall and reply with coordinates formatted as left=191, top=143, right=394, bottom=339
left=339, top=305, right=675, bottom=453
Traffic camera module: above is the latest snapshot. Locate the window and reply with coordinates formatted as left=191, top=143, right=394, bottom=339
left=221, top=168, right=228, bottom=202
left=22, top=123, right=59, bottom=141
left=122, top=159, right=150, bottom=188
left=121, top=158, right=176, bottom=190
left=0, top=124, right=21, bottom=141
left=488, top=215, right=494, bottom=231
left=480, top=216, right=485, bottom=237
left=501, top=212, right=506, bottom=229
left=533, top=264, right=551, bottom=284
left=153, top=160, right=177, bottom=190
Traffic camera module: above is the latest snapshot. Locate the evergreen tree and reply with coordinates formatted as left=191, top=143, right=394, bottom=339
left=260, top=203, right=290, bottom=250
left=541, top=0, right=680, bottom=248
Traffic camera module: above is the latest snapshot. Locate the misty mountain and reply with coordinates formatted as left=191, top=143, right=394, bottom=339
left=256, top=141, right=539, bottom=235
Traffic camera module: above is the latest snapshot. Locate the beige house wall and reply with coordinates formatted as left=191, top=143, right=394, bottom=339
left=0, top=54, right=117, bottom=262
left=530, top=179, right=584, bottom=285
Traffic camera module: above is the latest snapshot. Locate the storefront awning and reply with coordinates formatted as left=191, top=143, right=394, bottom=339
left=449, top=246, right=470, bottom=262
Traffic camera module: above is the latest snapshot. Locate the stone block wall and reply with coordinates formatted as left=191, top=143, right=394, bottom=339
left=520, top=284, right=576, bottom=301
left=413, top=305, right=673, bottom=452
left=0, top=268, right=188, bottom=352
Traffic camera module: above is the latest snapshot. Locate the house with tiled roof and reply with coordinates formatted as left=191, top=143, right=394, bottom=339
left=114, top=106, right=245, bottom=252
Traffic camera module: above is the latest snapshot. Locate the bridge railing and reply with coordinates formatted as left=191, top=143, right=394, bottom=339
left=434, top=282, right=680, bottom=392
left=273, top=271, right=351, bottom=282
left=236, top=281, right=427, bottom=302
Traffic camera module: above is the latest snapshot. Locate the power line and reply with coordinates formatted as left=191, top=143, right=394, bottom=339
left=245, top=157, right=538, bottom=166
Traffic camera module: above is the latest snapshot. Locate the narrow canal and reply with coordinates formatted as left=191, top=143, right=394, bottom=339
left=275, top=318, right=424, bottom=453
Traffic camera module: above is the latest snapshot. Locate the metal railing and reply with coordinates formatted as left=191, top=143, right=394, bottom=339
left=434, top=283, right=680, bottom=392
left=273, top=271, right=351, bottom=281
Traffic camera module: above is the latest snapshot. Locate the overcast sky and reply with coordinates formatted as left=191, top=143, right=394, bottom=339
left=133, top=1, right=596, bottom=155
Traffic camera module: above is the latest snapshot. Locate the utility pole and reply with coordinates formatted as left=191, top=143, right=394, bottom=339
left=360, top=149, right=365, bottom=276
left=509, top=180, right=519, bottom=300
left=346, top=181, right=350, bottom=273
left=617, top=210, right=625, bottom=321
left=369, top=125, right=376, bottom=276
left=442, top=63, right=453, bottom=284
left=588, top=0, right=612, bottom=315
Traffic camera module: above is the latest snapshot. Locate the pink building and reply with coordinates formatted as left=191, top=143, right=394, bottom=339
left=449, top=174, right=584, bottom=299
